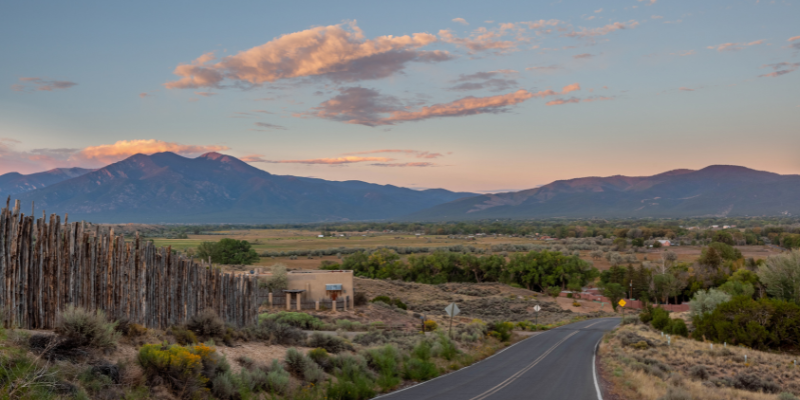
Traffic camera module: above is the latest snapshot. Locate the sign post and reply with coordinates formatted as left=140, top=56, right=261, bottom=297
left=444, top=303, right=460, bottom=338
left=618, top=299, right=627, bottom=320
left=534, top=304, right=541, bottom=326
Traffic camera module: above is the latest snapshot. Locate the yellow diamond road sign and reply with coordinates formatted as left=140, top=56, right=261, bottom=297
left=618, top=299, right=627, bottom=307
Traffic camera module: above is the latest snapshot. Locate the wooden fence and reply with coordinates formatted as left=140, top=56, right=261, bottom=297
left=0, top=199, right=259, bottom=330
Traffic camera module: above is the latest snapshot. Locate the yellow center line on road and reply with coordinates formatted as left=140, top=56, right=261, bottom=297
left=468, top=330, right=579, bottom=400
left=468, top=320, right=607, bottom=400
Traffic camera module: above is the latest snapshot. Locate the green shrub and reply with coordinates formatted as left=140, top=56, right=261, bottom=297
left=170, top=326, right=198, bottom=345
left=651, top=308, right=670, bottom=331
left=285, top=348, right=309, bottom=376
left=402, top=358, right=438, bottom=381
left=186, top=309, right=226, bottom=340
left=436, top=333, right=459, bottom=361
left=692, top=296, right=800, bottom=351
left=326, top=372, right=375, bottom=400
left=56, top=305, right=120, bottom=351
left=137, top=343, right=228, bottom=397
left=308, top=348, right=332, bottom=371
left=308, top=332, right=352, bottom=354
left=367, top=345, right=402, bottom=391
left=488, top=321, right=514, bottom=342
left=668, top=319, right=688, bottom=337
left=0, top=349, right=59, bottom=399
left=259, top=312, right=323, bottom=330
left=412, top=341, right=432, bottom=361
left=267, top=359, right=291, bottom=394
left=335, top=319, right=364, bottom=331
left=211, top=371, right=237, bottom=400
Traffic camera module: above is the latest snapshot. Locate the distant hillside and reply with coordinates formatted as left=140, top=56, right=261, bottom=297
left=0, top=168, right=93, bottom=197
left=14, top=152, right=476, bottom=223
left=405, top=165, right=800, bottom=220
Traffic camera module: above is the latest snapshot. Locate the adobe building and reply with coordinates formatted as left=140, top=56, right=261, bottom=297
left=258, top=269, right=355, bottom=309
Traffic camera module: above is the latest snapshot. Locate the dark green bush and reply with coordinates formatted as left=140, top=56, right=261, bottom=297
left=692, top=296, right=800, bottom=351
left=56, top=306, right=120, bottom=351
left=651, top=308, right=670, bottom=331
left=402, top=357, right=438, bottom=381
left=668, top=319, right=688, bottom=337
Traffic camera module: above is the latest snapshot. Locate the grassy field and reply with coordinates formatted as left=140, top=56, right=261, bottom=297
left=148, top=229, right=781, bottom=270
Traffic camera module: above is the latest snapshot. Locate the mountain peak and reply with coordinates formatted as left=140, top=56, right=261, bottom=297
left=199, top=152, right=225, bottom=160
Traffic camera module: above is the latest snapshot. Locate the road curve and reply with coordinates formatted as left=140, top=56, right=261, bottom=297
left=378, top=317, right=620, bottom=400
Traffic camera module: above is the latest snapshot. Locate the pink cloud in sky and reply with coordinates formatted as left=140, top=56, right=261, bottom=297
left=759, top=62, right=800, bottom=78
left=0, top=139, right=228, bottom=174
left=438, top=28, right=516, bottom=54
left=344, top=149, right=444, bottom=159
left=452, top=18, right=468, bottom=25
left=165, top=21, right=449, bottom=89
left=12, top=77, right=77, bottom=92
left=306, top=88, right=537, bottom=126
left=707, top=40, right=765, bottom=52
left=255, top=156, right=394, bottom=165
left=370, top=162, right=436, bottom=167
left=564, top=21, right=639, bottom=38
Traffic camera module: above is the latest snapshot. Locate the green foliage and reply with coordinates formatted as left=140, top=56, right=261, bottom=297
left=692, top=296, right=800, bottom=351
left=137, top=343, right=228, bottom=397
left=197, top=238, right=259, bottom=265
left=601, top=282, right=626, bottom=312
left=266, top=359, right=291, bottom=394
left=402, top=357, right=439, bottom=382
left=650, top=308, right=671, bottom=331
left=326, top=372, right=376, bottom=400
left=57, top=305, right=120, bottom=351
left=170, top=326, right=198, bottom=345
left=664, top=318, right=688, bottom=337
left=718, top=280, right=755, bottom=298
left=758, top=249, right=800, bottom=304
left=308, top=332, right=352, bottom=354
left=488, top=321, right=514, bottom=342
left=689, top=288, right=732, bottom=318
left=0, top=348, right=58, bottom=399
left=506, top=250, right=599, bottom=292
left=260, top=263, right=289, bottom=292
left=546, top=286, right=562, bottom=298
left=367, top=345, right=402, bottom=391
left=700, top=242, right=742, bottom=266
left=371, top=296, right=407, bottom=310
left=712, top=230, right=735, bottom=245
left=259, top=312, right=323, bottom=330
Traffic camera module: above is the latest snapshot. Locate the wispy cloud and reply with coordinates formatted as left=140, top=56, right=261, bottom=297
left=194, top=91, right=217, bottom=97
left=651, top=15, right=663, bottom=19
left=165, top=21, right=450, bottom=89
left=526, top=65, right=563, bottom=73
left=679, top=87, right=695, bottom=91
left=452, top=18, right=469, bottom=25
left=254, top=122, right=287, bottom=130
left=707, top=40, right=764, bottom=52
left=438, top=28, right=517, bottom=54
left=788, top=35, right=800, bottom=50
left=545, top=95, right=612, bottom=106
left=370, top=162, right=436, bottom=167
left=343, top=149, right=444, bottom=159
left=306, top=88, right=536, bottom=126
left=446, top=70, right=519, bottom=92
left=255, top=156, right=394, bottom=165
left=0, top=139, right=228, bottom=174
left=12, top=77, right=77, bottom=92
left=759, top=62, right=800, bottom=78
left=573, top=53, right=594, bottom=59
left=564, top=21, right=639, bottom=38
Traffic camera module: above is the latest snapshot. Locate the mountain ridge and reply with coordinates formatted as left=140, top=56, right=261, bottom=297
left=13, top=152, right=476, bottom=223
left=404, top=165, right=800, bottom=221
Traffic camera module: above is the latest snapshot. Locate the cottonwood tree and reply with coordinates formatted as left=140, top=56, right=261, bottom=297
left=758, top=250, right=800, bottom=304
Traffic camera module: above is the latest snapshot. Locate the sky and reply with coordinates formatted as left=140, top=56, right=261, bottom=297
left=1, top=0, right=798, bottom=193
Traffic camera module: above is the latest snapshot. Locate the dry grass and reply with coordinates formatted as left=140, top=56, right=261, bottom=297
left=599, top=324, right=800, bottom=400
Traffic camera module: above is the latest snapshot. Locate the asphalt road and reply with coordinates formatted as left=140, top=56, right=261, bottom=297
left=378, top=317, right=620, bottom=400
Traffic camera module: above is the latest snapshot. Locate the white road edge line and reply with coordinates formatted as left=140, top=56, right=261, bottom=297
left=593, top=336, right=603, bottom=400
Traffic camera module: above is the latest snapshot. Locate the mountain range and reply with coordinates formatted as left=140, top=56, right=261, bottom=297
left=0, top=168, right=93, bottom=197
left=3, top=154, right=799, bottom=223
left=407, top=165, right=800, bottom=220
left=9, top=152, right=475, bottom=223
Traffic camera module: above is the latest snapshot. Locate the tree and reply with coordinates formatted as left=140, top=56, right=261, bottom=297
left=689, top=288, right=731, bottom=318
left=601, top=282, right=626, bottom=312
left=590, top=250, right=604, bottom=261
left=197, top=238, right=260, bottom=265
left=712, top=230, right=735, bottom=245
left=758, top=249, right=800, bottom=304
left=660, top=250, right=678, bottom=271
left=261, top=263, right=288, bottom=292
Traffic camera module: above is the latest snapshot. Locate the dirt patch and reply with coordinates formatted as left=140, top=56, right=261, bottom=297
left=354, top=277, right=613, bottom=325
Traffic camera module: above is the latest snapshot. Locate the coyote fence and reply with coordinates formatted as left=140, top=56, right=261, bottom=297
left=0, top=199, right=259, bottom=330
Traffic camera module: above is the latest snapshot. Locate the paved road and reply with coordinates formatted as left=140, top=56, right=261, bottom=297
left=378, top=317, right=620, bottom=400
